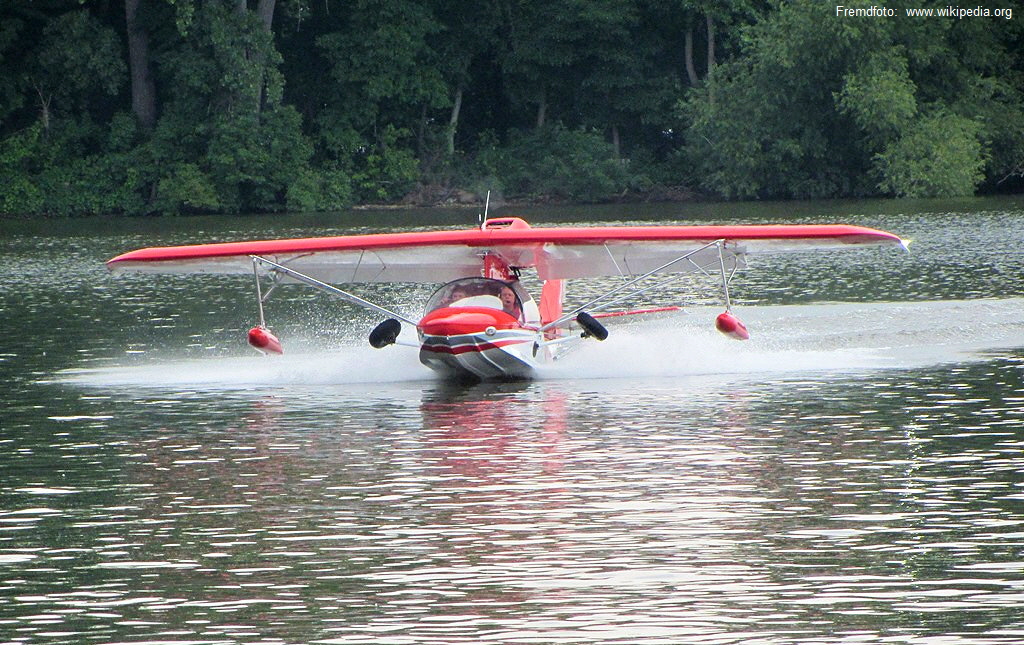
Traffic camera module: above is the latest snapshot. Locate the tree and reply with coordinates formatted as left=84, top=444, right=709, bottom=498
left=313, top=0, right=446, bottom=201
left=679, top=0, right=1007, bottom=199
left=0, top=13, right=24, bottom=130
left=876, top=110, right=986, bottom=198
left=28, top=9, right=125, bottom=134
left=1, top=0, right=1021, bottom=217
left=428, top=0, right=503, bottom=158
left=574, top=0, right=671, bottom=158
left=125, top=0, right=156, bottom=130
left=149, top=1, right=314, bottom=213
left=680, top=1, right=881, bottom=198
left=500, top=0, right=591, bottom=129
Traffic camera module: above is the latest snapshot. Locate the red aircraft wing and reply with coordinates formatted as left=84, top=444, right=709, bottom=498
left=107, top=219, right=905, bottom=283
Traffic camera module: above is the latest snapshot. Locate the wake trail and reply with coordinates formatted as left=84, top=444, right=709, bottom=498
left=544, top=298, right=1024, bottom=380
left=57, top=298, right=1024, bottom=390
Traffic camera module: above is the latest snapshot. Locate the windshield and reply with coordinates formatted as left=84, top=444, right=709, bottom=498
left=425, top=278, right=525, bottom=321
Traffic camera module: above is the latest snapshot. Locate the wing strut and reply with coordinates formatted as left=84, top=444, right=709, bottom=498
left=539, top=239, right=724, bottom=334
left=718, top=241, right=735, bottom=312
left=252, top=258, right=268, bottom=328
left=247, top=257, right=284, bottom=354
left=251, top=255, right=418, bottom=327
left=715, top=242, right=749, bottom=340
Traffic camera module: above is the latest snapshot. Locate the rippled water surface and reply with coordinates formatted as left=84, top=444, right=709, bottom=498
left=2, top=198, right=1024, bottom=644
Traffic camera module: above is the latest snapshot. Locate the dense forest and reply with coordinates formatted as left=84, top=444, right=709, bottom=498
left=1, top=0, right=1022, bottom=217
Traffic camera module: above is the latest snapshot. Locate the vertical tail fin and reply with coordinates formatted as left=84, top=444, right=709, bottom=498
left=539, top=279, right=564, bottom=326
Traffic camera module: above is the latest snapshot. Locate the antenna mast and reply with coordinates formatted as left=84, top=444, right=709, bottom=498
left=479, top=190, right=491, bottom=229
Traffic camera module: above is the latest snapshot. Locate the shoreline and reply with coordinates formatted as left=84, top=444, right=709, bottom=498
left=3, top=187, right=1023, bottom=221
left=355, top=184, right=701, bottom=211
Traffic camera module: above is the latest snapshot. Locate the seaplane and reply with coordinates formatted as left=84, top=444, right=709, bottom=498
left=106, top=214, right=906, bottom=381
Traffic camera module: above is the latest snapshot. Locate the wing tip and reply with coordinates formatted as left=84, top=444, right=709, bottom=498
left=105, top=255, right=129, bottom=273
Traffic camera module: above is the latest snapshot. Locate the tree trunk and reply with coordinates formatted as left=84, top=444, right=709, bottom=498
left=256, top=0, right=275, bottom=31
left=125, top=0, right=156, bottom=130
left=536, top=90, right=547, bottom=129
left=706, top=14, right=717, bottom=108
left=447, top=86, right=463, bottom=156
left=684, top=26, right=699, bottom=85
left=35, top=87, right=51, bottom=136
left=251, top=0, right=276, bottom=114
left=706, top=15, right=716, bottom=73
left=611, top=124, right=620, bottom=159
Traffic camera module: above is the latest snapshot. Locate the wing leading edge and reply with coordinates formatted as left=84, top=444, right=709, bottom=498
left=106, top=222, right=905, bottom=283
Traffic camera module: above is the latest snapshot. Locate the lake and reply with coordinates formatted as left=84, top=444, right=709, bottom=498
left=2, top=197, right=1024, bottom=644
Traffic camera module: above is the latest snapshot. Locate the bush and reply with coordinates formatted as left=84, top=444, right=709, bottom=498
left=286, top=166, right=353, bottom=212
left=85, top=155, right=146, bottom=215
left=155, top=163, right=221, bottom=215
left=0, top=173, right=43, bottom=215
left=0, top=125, right=45, bottom=215
left=350, top=125, right=419, bottom=203
left=875, top=111, right=986, bottom=198
left=476, top=125, right=633, bottom=202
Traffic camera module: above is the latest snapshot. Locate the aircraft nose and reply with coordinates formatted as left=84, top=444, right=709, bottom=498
left=419, top=307, right=519, bottom=337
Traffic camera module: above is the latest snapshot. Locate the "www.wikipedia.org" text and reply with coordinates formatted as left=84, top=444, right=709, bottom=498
left=836, top=5, right=1013, bottom=19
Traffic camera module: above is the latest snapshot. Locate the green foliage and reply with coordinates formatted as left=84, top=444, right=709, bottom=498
left=680, top=1, right=894, bottom=199
left=313, top=0, right=448, bottom=153
left=0, top=125, right=45, bottom=215
left=0, top=17, right=24, bottom=129
left=0, top=117, right=150, bottom=217
left=147, top=3, right=320, bottom=214
left=350, top=126, right=420, bottom=203
left=35, top=155, right=137, bottom=217
left=875, top=111, right=986, bottom=198
left=0, top=0, right=1021, bottom=218
left=502, top=0, right=590, bottom=109
left=155, top=102, right=318, bottom=214
left=286, top=167, right=353, bottom=213
left=155, top=163, right=221, bottom=215
left=160, top=2, right=281, bottom=116
left=106, top=112, right=140, bottom=153
left=837, top=51, right=917, bottom=145
left=165, top=0, right=198, bottom=36
left=32, top=10, right=126, bottom=114
left=317, top=0, right=446, bottom=107
left=946, top=75, right=1024, bottom=190
left=477, top=126, right=636, bottom=202
left=680, top=0, right=1024, bottom=199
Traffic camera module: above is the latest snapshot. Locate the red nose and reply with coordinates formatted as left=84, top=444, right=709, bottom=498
left=419, top=306, right=519, bottom=336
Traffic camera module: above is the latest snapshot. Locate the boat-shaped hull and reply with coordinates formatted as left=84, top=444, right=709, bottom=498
left=419, top=329, right=539, bottom=380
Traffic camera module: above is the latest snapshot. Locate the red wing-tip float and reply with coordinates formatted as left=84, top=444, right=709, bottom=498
left=107, top=216, right=906, bottom=381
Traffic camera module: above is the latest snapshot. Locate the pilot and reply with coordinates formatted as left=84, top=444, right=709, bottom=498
left=443, top=286, right=469, bottom=305
left=499, top=285, right=522, bottom=319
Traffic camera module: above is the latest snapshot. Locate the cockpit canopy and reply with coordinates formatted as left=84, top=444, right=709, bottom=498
left=424, top=278, right=539, bottom=324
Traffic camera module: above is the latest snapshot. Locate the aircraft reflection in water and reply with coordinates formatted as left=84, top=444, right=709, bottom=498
left=107, top=215, right=906, bottom=381
left=419, top=383, right=569, bottom=479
